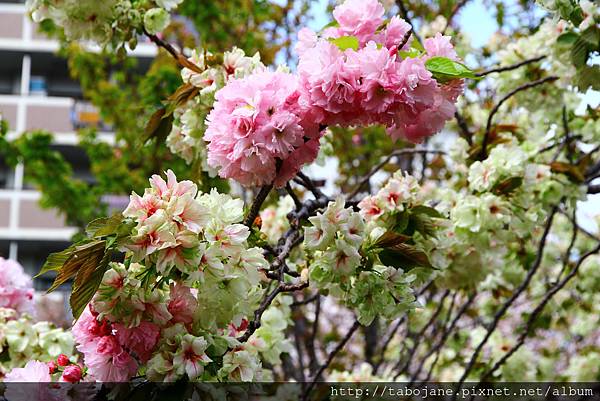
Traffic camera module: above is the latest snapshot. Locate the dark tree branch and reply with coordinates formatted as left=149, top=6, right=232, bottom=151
left=443, top=0, right=470, bottom=33
left=475, top=55, right=546, bottom=77
left=243, top=184, right=273, bottom=227
left=285, top=182, right=303, bottom=211
left=395, top=0, right=423, bottom=45
left=237, top=280, right=309, bottom=343
left=455, top=110, right=473, bottom=146
left=303, top=320, right=361, bottom=401
left=480, top=76, right=558, bottom=159
left=422, top=294, right=476, bottom=382
left=393, top=290, right=450, bottom=379
left=144, top=29, right=179, bottom=59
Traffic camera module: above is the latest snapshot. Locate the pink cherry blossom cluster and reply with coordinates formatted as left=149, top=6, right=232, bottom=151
left=205, top=70, right=321, bottom=187
left=204, top=0, right=464, bottom=187
left=72, top=305, right=160, bottom=382
left=297, top=0, right=463, bottom=143
left=123, top=169, right=208, bottom=273
left=0, top=257, right=35, bottom=316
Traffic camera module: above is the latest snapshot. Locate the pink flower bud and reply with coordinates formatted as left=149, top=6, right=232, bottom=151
left=61, top=365, right=82, bottom=383
left=56, top=354, right=70, bottom=366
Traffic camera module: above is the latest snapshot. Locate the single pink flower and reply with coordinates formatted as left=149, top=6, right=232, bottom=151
left=167, top=283, right=198, bottom=326
left=114, top=321, right=160, bottom=363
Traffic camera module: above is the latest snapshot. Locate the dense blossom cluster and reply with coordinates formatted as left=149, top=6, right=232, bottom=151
left=304, top=179, right=439, bottom=325
left=0, top=257, right=34, bottom=316
left=0, top=259, right=75, bottom=380
left=26, top=0, right=182, bottom=46
left=53, top=171, right=292, bottom=382
left=296, top=0, right=463, bottom=143
left=205, top=70, right=322, bottom=187
left=204, top=0, right=464, bottom=186
left=167, top=48, right=266, bottom=166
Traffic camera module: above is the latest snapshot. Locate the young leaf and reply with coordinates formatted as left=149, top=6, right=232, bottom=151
left=379, top=243, right=433, bottom=270
left=85, top=213, right=125, bottom=238
left=492, top=176, right=524, bottom=196
left=425, top=56, right=478, bottom=82
left=70, top=251, right=111, bottom=319
left=46, top=240, right=106, bottom=293
left=329, top=35, right=360, bottom=51
left=373, top=231, right=411, bottom=248
left=550, top=161, right=585, bottom=183
left=409, top=213, right=438, bottom=239
left=410, top=205, right=444, bottom=219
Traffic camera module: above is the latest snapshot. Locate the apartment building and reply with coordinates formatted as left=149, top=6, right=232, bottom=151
left=0, top=0, right=156, bottom=289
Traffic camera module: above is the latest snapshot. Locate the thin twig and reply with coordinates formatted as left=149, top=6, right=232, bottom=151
left=393, top=290, right=450, bottom=379
left=395, top=0, right=423, bottom=45
left=143, top=28, right=182, bottom=62
left=480, top=76, right=558, bottom=159
left=475, top=55, right=546, bottom=77
left=455, top=110, right=473, bottom=145
left=443, top=0, right=470, bottom=33
left=454, top=206, right=558, bottom=393
left=285, top=182, right=303, bottom=211
left=409, top=291, right=457, bottom=383
left=480, top=242, right=600, bottom=381
left=243, top=184, right=273, bottom=227
left=348, top=149, right=446, bottom=200
left=237, top=280, right=309, bottom=343
left=422, top=294, right=476, bottom=382
left=373, top=315, right=406, bottom=374
left=303, top=320, right=361, bottom=400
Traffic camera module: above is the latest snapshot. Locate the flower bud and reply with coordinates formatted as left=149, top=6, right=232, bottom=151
left=56, top=354, right=70, bottom=366
left=61, top=365, right=82, bottom=383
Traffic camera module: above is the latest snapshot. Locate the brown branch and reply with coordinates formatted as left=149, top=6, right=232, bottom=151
left=454, top=206, right=558, bottom=393
left=443, top=0, right=470, bottom=33
left=236, top=280, right=309, bottom=343
left=285, top=182, right=303, bottom=211
left=479, top=76, right=558, bottom=159
left=422, top=294, right=476, bottom=382
left=393, top=290, right=450, bottom=379
left=143, top=28, right=182, bottom=63
left=395, top=0, right=423, bottom=45
left=243, top=184, right=273, bottom=227
left=588, top=184, right=600, bottom=194
left=455, top=110, right=473, bottom=146
left=475, top=55, right=546, bottom=77
left=302, top=320, right=361, bottom=400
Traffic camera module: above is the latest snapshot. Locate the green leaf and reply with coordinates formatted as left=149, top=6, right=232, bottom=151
left=329, top=35, right=359, bottom=51
left=409, top=213, right=438, bottom=239
left=320, top=20, right=339, bottom=31
left=85, top=213, right=124, bottom=238
left=576, top=65, right=600, bottom=91
left=410, top=205, right=444, bottom=219
left=392, top=210, right=410, bottom=234
left=398, top=47, right=423, bottom=59
left=425, top=56, right=478, bottom=82
left=379, top=243, right=433, bottom=270
left=556, top=32, right=579, bottom=46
